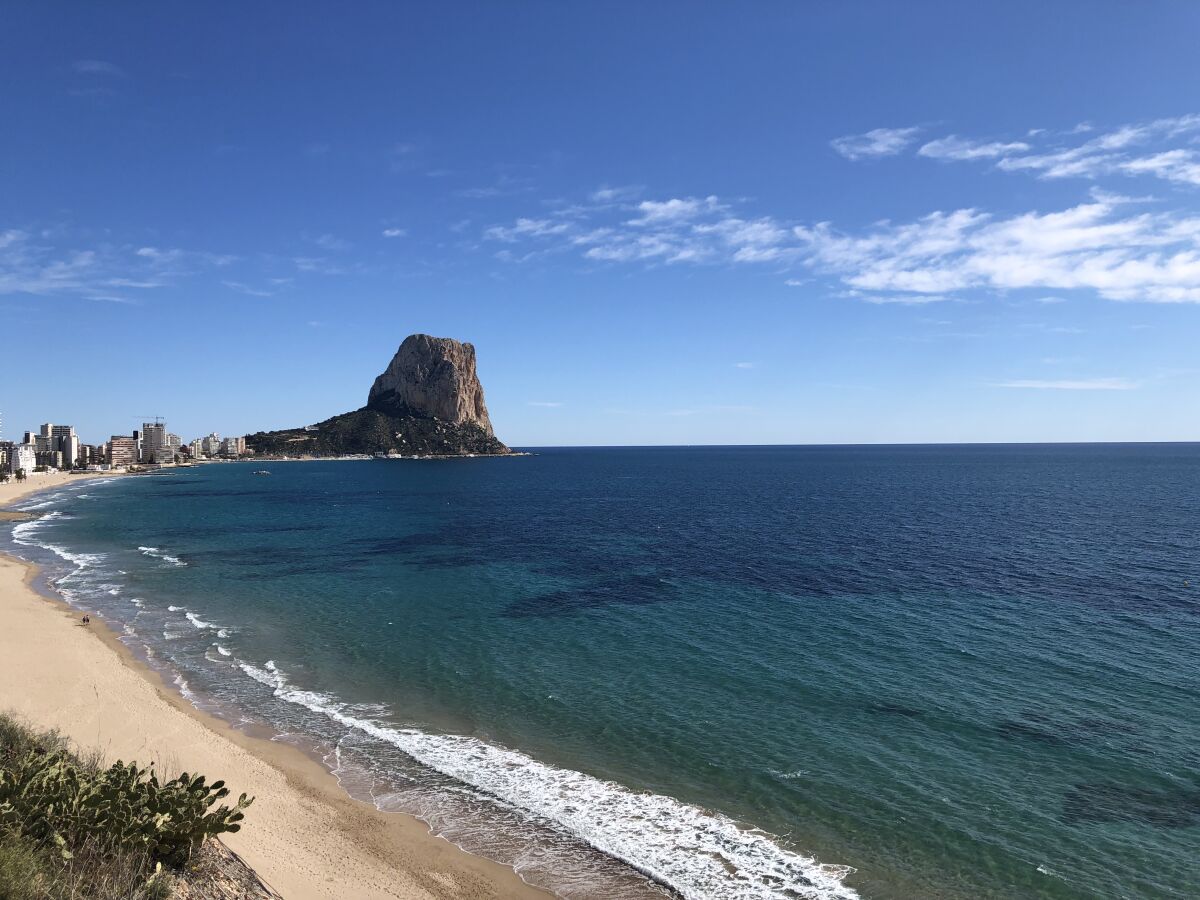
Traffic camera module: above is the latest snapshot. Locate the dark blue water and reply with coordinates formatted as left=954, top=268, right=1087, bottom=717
left=6, top=446, right=1199, bottom=899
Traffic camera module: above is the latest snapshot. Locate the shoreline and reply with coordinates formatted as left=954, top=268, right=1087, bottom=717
left=0, top=476, right=548, bottom=899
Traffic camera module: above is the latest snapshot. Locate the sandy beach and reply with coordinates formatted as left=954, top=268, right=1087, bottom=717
left=0, top=473, right=545, bottom=899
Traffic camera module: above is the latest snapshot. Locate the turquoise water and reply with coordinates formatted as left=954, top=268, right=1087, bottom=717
left=5, top=446, right=1199, bottom=899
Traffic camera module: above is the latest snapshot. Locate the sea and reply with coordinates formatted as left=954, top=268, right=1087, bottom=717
left=3, top=445, right=1198, bottom=899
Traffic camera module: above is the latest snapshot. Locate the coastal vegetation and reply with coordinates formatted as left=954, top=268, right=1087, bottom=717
left=247, top=405, right=508, bottom=458
left=0, top=713, right=253, bottom=899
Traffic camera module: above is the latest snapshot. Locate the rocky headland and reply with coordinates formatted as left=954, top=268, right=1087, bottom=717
left=246, top=334, right=510, bottom=457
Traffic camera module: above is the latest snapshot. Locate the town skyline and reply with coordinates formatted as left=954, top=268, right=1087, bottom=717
left=1, top=415, right=249, bottom=476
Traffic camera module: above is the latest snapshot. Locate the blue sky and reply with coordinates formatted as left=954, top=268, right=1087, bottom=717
left=2, top=2, right=1199, bottom=446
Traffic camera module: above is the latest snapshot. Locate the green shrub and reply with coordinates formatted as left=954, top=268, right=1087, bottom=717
left=0, top=714, right=251, bottom=898
left=0, top=753, right=252, bottom=867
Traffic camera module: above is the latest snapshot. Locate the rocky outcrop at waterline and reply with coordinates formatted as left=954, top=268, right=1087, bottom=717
left=246, top=334, right=509, bottom=457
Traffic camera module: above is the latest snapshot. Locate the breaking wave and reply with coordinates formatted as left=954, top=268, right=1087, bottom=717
left=235, top=660, right=858, bottom=900
left=138, top=546, right=187, bottom=567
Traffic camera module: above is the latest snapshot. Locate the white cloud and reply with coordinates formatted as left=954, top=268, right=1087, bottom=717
left=453, top=173, right=534, bottom=199
left=381, top=228, right=407, bottom=238
left=480, top=175, right=1200, bottom=304
left=484, top=218, right=571, bottom=242
left=590, top=185, right=642, bottom=203
left=993, top=378, right=1138, bottom=390
left=222, top=280, right=274, bottom=297
left=910, top=113, right=1200, bottom=187
left=734, top=362, right=754, bottom=369
left=72, top=59, right=125, bottom=77
left=859, top=293, right=952, bottom=305
left=918, top=136, right=1031, bottom=160
left=291, top=256, right=344, bottom=275
left=0, top=230, right=232, bottom=301
left=527, top=401, right=563, bottom=407
left=831, top=127, right=921, bottom=161
left=311, top=233, right=350, bottom=251
left=136, top=246, right=235, bottom=267
left=795, top=199, right=1200, bottom=303
left=628, top=196, right=724, bottom=225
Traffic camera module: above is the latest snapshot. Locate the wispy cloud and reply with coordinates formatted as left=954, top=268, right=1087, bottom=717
left=222, top=280, right=275, bottom=297
left=734, top=362, right=754, bottom=369
left=590, top=185, right=642, bottom=203
left=0, top=229, right=233, bottom=302
left=477, top=127, right=1200, bottom=304
left=478, top=141, right=1200, bottom=304
left=308, top=233, right=350, bottom=251
left=381, top=228, right=407, bottom=238
left=918, top=136, right=1031, bottom=160
left=484, top=218, right=571, bottom=242
left=484, top=193, right=792, bottom=266
left=629, top=196, right=725, bottom=225
left=831, top=127, right=921, bottom=161
left=72, top=59, right=126, bottom=77
left=795, top=198, right=1200, bottom=303
left=527, top=401, right=563, bottom=407
left=388, top=142, right=421, bottom=173
left=454, top=173, right=534, bottom=199
left=896, top=114, right=1200, bottom=187
left=993, top=378, right=1138, bottom=390
left=857, top=292, right=953, bottom=305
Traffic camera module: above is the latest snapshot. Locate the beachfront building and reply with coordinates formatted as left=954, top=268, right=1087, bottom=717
left=189, top=438, right=205, bottom=459
left=59, top=433, right=80, bottom=469
left=6, top=442, right=36, bottom=475
left=108, top=436, right=138, bottom=468
left=200, top=433, right=221, bottom=456
left=22, top=424, right=84, bottom=469
left=141, top=422, right=167, bottom=463
left=218, top=436, right=246, bottom=457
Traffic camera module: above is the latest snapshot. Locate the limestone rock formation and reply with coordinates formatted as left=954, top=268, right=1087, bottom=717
left=367, top=334, right=494, bottom=435
left=246, top=334, right=508, bottom=457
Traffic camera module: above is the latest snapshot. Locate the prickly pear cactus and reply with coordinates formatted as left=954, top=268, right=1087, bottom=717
left=0, top=750, right=252, bottom=866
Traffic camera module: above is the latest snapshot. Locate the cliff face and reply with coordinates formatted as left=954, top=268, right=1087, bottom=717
left=246, top=334, right=509, bottom=457
left=367, top=334, right=494, bottom=435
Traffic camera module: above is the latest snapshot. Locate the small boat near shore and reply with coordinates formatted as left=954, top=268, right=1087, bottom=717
left=252, top=470, right=271, bottom=476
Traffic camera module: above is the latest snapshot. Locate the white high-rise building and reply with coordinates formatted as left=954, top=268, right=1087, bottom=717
left=7, top=443, right=36, bottom=474
left=60, top=434, right=80, bottom=468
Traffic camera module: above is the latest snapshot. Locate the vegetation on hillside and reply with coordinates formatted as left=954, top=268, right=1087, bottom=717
left=246, top=406, right=509, bottom=457
left=0, top=713, right=252, bottom=900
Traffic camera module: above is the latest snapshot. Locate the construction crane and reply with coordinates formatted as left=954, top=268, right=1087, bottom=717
left=135, top=416, right=166, bottom=426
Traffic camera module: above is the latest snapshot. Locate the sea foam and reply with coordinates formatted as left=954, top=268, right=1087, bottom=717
left=185, top=611, right=218, bottom=630
left=236, top=660, right=858, bottom=900
left=138, top=546, right=187, bottom=567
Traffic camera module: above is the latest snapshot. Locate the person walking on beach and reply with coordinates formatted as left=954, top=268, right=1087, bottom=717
left=81, top=614, right=90, bottom=625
